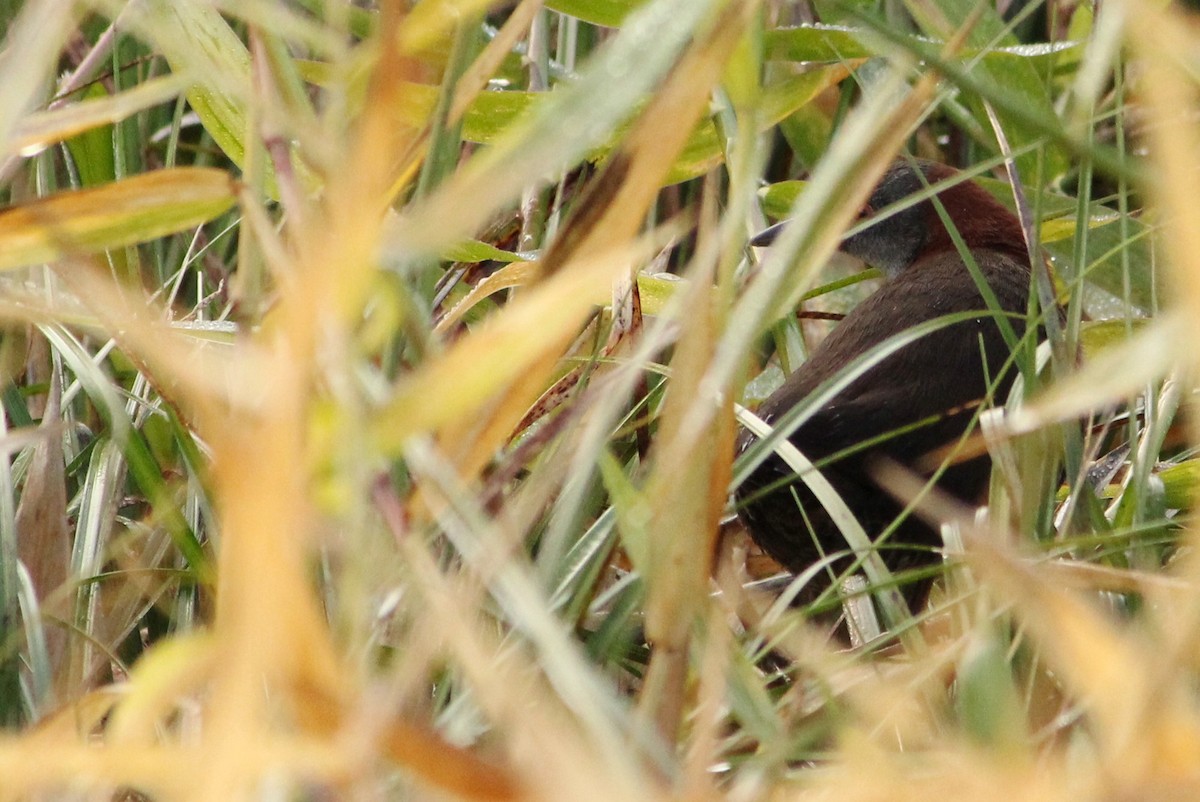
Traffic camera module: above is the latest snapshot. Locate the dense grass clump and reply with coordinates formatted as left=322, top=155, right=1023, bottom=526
left=0, top=1, right=1197, bottom=800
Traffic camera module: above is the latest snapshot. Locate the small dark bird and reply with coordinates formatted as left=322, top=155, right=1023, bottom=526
left=737, top=159, right=1032, bottom=612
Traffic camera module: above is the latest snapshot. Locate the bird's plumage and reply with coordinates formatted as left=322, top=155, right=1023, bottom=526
left=737, top=160, right=1032, bottom=608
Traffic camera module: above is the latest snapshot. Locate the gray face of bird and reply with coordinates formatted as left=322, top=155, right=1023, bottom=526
left=838, top=164, right=935, bottom=278
left=749, top=161, right=949, bottom=278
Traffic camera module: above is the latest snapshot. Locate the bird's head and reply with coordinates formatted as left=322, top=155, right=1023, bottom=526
left=753, top=160, right=1028, bottom=277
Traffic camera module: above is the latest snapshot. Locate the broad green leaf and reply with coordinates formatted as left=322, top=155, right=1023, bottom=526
left=635, top=274, right=680, bottom=316
left=1039, top=209, right=1120, bottom=243
left=0, top=168, right=237, bottom=270
left=759, top=180, right=806, bottom=220
left=956, top=635, right=1026, bottom=751
left=396, top=82, right=533, bottom=147
left=395, top=65, right=850, bottom=186
left=135, top=0, right=253, bottom=171
left=1079, top=318, right=1149, bottom=359
left=972, top=176, right=1078, bottom=218
left=762, top=24, right=1080, bottom=67
left=545, top=0, right=649, bottom=27
left=389, top=0, right=729, bottom=254
left=1045, top=216, right=1158, bottom=312
left=665, top=65, right=851, bottom=183
left=957, top=52, right=1070, bottom=182
left=902, top=0, right=1017, bottom=49
left=62, top=84, right=117, bottom=189
left=443, top=239, right=530, bottom=263
left=764, top=25, right=1078, bottom=180
left=1160, top=460, right=1199, bottom=510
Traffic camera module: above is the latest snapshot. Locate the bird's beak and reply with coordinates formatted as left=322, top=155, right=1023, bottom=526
left=749, top=220, right=787, bottom=247
left=751, top=200, right=876, bottom=248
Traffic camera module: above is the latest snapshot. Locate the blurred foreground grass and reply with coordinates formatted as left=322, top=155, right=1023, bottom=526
left=0, top=0, right=1198, bottom=799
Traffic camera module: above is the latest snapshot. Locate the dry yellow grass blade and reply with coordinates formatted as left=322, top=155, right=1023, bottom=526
left=387, top=504, right=652, bottom=802
left=374, top=234, right=660, bottom=451
left=188, top=4, right=439, bottom=795
left=0, top=0, right=77, bottom=159
left=21, top=688, right=121, bottom=746
left=592, top=6, right=759, bottom=743
left=386, top=0, right=727, bottom=258
left=46, top=265, right=263, bottom=443
left=201, top=411, right=343, bottom=798
left=289, top=673, right=522, bottom=801
left=977, top=555, right=1195, bottom=768
left=538, top=2, right=757, bottom=277
left=10, top=74, right=191, bottom=155
left=418, top=1, right=755, bottom=486
left=0, top=168, right=237, bottom=271
left=434, top=261, right=537, bottom=334
left=273, top=4, right=430, bottom=337
left=1121, top=5, right=1200, bottom=780
left=638, top=234, right=734, bottom=744
left=1006, top=312, right=1186, bottom=436
left=399, top=0, right=511, bottom=55
left=878, top=465, right=1200, bottom=786
left=448, top=0, right=545, bottom=125
left=0, top=739, right=347, bottom=801
left=105, top=633, right=217, bottom=745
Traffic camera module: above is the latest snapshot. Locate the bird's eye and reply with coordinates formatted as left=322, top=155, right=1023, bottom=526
left=857, top=203, right=875, bottom=220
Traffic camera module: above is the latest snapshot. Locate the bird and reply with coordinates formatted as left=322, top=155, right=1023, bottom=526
left=736, top=159, right=1033, bottom=615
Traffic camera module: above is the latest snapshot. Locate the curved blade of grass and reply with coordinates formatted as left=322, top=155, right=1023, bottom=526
left=428, top=0, right=757, bottom=491
left=1007, top=313, right=1186, bottom=436
left=10, top=75, right=190, bottom=155
left=126, top=0, right=254, bottom=169
left=733, top=310, right=1022, bottom=635
left=870, top=4, right=1071, bottom=180
left=763, top=23, right=1081, bottom=64
left=0, top=168, right=236, bottom=271
left=401, top=441, right=652, bottom=789
left=638, top=241, right=731, bottom=740
left=41, top=324, right=210, bottom=580
left=664, top=65, right=854, bottom=184
left=387, top=0, right=728, bottom=256
left=373, top=235, right=659, bottom=450
left=123, top=427, right=210, bottom=579
left=434, top=261, right=535, bottom=334
left=840, top=7, right=1130, bottom=183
